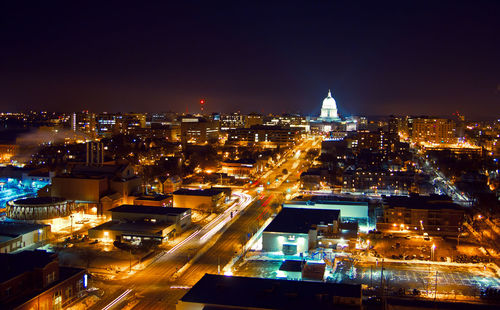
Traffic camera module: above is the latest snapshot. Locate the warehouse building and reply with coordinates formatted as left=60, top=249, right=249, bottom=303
left=88, top=205, right=191, bottom=243
left=284, top=200, right=368, bottom=221
left=262, top=206, right=340, bottom=255
left=0, top=221, right=50, bottom=253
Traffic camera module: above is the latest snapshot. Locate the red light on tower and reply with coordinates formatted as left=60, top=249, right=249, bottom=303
left=200, top=99, right=205, bottom=112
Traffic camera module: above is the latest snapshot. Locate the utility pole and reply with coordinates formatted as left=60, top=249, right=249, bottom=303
left=380, top=258, right=384, bottom=296
left=129, top=249, right=132, bottom=273
left=370, top=265, right=373, bottom=287
left=434, top=271, right=438, bottom=301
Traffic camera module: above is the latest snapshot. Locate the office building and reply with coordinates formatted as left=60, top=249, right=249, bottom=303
left=377, top=195, right=465, bottom=235
left=88, top=204, right=191, bottom=243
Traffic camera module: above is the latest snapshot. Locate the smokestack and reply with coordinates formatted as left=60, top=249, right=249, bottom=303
left=96, top=142, right=100, bottom=166
left=90, top=142, right=94, bottom=165
left=86, top=142, right=89, bottom=166
left=100, top=142, right=104, bottom=165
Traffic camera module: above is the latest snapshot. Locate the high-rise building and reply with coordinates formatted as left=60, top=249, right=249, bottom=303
left=226, top=125, right=302, bottom=148
left=410, top=117, right=456, bottom=144
left=244, top=113, right=263, bottom=128
left=96, top=113, right=117, bottom=137
left=220, top=113, right=245, bottom=130
left=180, top=117, right=219, bottom=144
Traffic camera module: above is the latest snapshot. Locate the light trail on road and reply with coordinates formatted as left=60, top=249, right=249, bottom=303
left=168, top=192, right=253, bottom=250
left=91, top=140, right=310, bottom=310
left=256, top=195, right=274, bottom=221
left=200, top=192, right=253, bottom=242
left=167, top=228, right=202, bottom=254
left=101, top=289, right=132, bottom=310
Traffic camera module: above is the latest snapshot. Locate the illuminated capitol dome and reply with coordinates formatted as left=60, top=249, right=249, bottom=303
left=320, top=89, right=340, bottom=121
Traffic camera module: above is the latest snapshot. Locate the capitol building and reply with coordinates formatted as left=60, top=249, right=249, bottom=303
left=319, top=90, right=340, bottom=121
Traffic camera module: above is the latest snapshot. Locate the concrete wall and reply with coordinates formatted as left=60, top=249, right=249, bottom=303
left=110, top=209, right=191, bottom=233
left=111, top=211, right=169, bottom=223
left=173, top=195, right=216, bottom=212
left=134, top=199, right=171, bottom=207
left=21, top=225, right=51, bottom=248
left=176, top=301, right=204, bottom=310
left=0, top=236, right=22, bottom=253
left=87, top=227, right=120, bottom=241
left=0, top=225, right=50, bottom=253
left=51, top=177, right=107, bottom=202
left=173, top=209, right=191, bottom=233
left=110, top=177, right=141, bottom=196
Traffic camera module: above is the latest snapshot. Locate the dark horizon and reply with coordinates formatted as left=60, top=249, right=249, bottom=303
left=1, top=1, right=499, bottom=118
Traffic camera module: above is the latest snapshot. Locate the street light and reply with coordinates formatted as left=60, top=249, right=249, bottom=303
left=431, top=244, right=436, bottom=261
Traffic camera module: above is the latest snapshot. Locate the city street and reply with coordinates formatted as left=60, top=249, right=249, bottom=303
left=88, top=138, right=317, bottom=309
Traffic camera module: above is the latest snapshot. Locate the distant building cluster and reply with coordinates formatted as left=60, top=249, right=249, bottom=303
left=0, top=91, right=498, bottom=309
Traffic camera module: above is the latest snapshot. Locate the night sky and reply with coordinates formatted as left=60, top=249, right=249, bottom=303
left=1, top=1, right=499, bottom=118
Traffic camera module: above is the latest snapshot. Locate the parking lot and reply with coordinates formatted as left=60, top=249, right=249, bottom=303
left=368, top=233, right=492, bottom=263
left=236, top=254, right=500, bottom=299
left=331, top=260, right=500, bottom=297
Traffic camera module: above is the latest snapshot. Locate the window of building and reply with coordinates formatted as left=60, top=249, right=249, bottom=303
left=53, top=290, right=62, bottom=310
left=65, top=286, right=73, bottom=299
left=47, top=271, right=56, bottom=284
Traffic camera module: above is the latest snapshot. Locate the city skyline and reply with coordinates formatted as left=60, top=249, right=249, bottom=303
left=1, top=1, right=499, bottom=118
left=1, top=2, right=499, bottom=309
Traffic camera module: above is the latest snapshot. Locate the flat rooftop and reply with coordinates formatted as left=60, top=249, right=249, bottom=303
left=222, top=158, right=256, bottom=165
left=0, top=221, right=49, bottom=237
left=384, top=195, right=463, bottom=210
left=135, top=195, right=172, bottom=201
left=264, top=208, right=340, bottom=234
left=173, top=188, right=224, bottom=196
left=90, top=221, right=173, bottom=235
left=3, top=265, right=85, bottom=310
left=109, top=204, right=189, bottom=215
left=0, top=250, right=57, bottom=282
left=288, top=200, right=368, bottom=207
left=180, top=274, right=361, bottom=309
left=279, top=260, right=302, bottom=272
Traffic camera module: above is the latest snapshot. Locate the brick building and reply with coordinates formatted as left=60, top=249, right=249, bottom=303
left=377, top=195, right=465, bottom=235
left=0, top=250, right=86, bottom=310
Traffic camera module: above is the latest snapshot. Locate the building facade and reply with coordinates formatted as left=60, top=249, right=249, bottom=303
left=226, top=125, right=302, bottom=148
left=173, top=188, right=227, bottom=212
left=377, top=195, right=465, bottom=235
left=0, top=250, right=86, bottom=310
left=411, top=118, right=456, bottom=144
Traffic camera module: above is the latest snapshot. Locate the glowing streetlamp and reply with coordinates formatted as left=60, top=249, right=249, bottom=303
left=431, top=244, right=436, bottom=261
